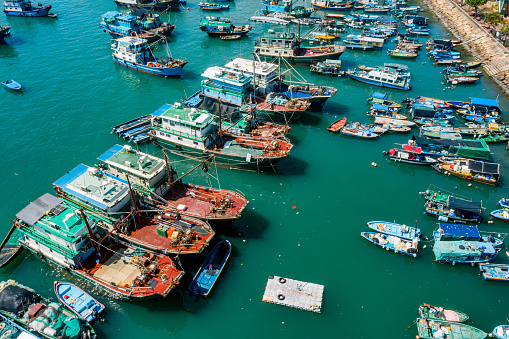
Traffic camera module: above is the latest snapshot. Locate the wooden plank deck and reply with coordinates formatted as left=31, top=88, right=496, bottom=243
left=262, top=275, right=324, bottom=313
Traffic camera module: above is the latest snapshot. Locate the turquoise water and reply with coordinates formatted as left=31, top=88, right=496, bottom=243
left=2, top=0, right=509, bottom=337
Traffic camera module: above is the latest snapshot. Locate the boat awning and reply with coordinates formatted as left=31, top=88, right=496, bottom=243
left=16, top=193, right=63, bottom=226
left=373, top=103, right=389, bottom=111
left=447, top=197, right=482, bottom=213
left=152, top=103, right=173, bottom=117
left=101, top=11, right=122, bottom=19
left=432, top=139, right=488, bottom=149
left=438, top=223, right=480, bottom=238
left=372, top=92, right=387, bottom=100
left=470, top=97, right=499, bottom=108
left=97, top=144, right=124, bottom=162
left=468, top=160, right=499, bottom=174
left=403, top=144, right=421, bottom=153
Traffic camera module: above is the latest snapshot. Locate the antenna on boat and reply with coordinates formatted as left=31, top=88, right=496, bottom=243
left=217, top=98, right=223, bottom=146
left=79, top=209, right=101, bottom=256
left=125, top=174, right=141, bottom=227
left=162, top=148, right=175, bottom=197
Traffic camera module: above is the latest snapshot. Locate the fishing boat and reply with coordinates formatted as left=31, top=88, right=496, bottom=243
left=411, top=102, right=454, bottom=125
left=366, top=221, right=420, bottom=241
left=347, top=68, right=411, bottom=90
left=255, top=31, right=346, bottom=65
left=444, top=76, right=479, bottom=84
left=434, top=224, right=502, bottom=246
left=189, top=240, right=231, bottom=296
left=499, top=198, right=509, bottom=209
left=419, top=303, right=469, bottom=322
left=97, top=145, right=249, bottom=223
left=386, top=124, right=411, bottom=133
left=445, top=100, right=470, bottom=109
left=479, top=264, right=509, bottom=282
left=433, top=240, right=499, bottom=264
left=111, top=37, right=187, bottom=77
left=374, top=117, right=414, bottom=126
left=360, top=232, right=418, bottom=257
left=0, top=225, right=22, bottom=268
left=199, top=16, right=252, bottom=37
left=439, top=157, right=501, bottom=186
left=416, top=318, right=486, bottom=339
left=115, top=0, right=178, bottom=10
left=435, top=58, right=464, bottom=65
left=310, top=59, right=345, bottom=76
left=368, top=104, right=407, bottom=120
left=387, top=49, right=418, bottom=58
left=384, top=146, right=438, bottom=165
left=0, top=280, right=96, bottom=339
left=0, top=26, right=10, bottom=42
left=249, top=15, right=290, bottom=25
left=363, top=5, right=390, bottom=13
left=311, top=0, right=354, bottom=11
left=100, top=11, right=175, bottom=42
left=14, top=194, right=184, bottom=301
left=493, top=325, right=509, bottom=338
left=367, top=92, right=401, bottom=108
left=3, top=0, right=51, bottom=16
left=261, top=0, right=315, bottom=18
left=342, top=34, right=385, bottom=49
left=476, top=132, right=509, bottom=143
left=2, top=79, right=21, bottom=91
left=253, top=93, right=310, bottom=122
left=54, top=282, right=105, bottom=322
left=220, top=34, right=241, bottom=40
left=490, top=209, right=509, bottom=222
left=425, top=195, right=483, bottom=224
left=199, top=2, right=229, bottom=10
left=340, top=122, right=379, bottom=139
left=151, top=103, right=293, bottom=169
left=327, top=117, right=346, bottom=132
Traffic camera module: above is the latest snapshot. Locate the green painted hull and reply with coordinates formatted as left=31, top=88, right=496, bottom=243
left=416, top=318, right=486, bottom=339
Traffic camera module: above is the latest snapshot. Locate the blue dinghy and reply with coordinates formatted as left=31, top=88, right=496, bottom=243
left=189, top=240, right=231, bottom=296
left=498, top=198, right=509, bottom=209
left=490, top=209, right=509, bottom=223
left=361, top=232, right=418, bottom=257
left=366, top=221, right=421, bottom=241
left=434, top=224, right=503, bottom=247
left=493, top=325, right=509, bottom=338
left=2, top=79, right=21, bottom=91
left=54, top=281, right=105, bottom=322
left=479, top=263, right=509, bottom=282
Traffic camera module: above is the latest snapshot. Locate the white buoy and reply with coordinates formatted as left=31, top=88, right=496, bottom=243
left=372, top=162, right=377, bottom=167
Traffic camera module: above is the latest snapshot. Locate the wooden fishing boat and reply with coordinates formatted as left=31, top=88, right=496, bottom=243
left=220, top=34, right=241, bottom=40
left=445, top=76, right=479, bottom=84
left=384, top=147, right=438, bottom=165
left=433, top=240, right=499, bottom=265
left=340, top=122, right=379, bottom=139
left=479, top=264, right=509, bottom=282
left=374, top=117, right=415, bottom=126
left=435, top=58, right=464, bottom=65
left=189, top=240, right=231, bottom=296
left=360, top=232, right=418, bottom=257
left=0, top=280, right=96, bottom=339
left=254, top=94, right=310, bottom=122
left=387, top=125, right=411, bottom=133
left=445, top=100, right=470, bottom=109
left=54, top=281, right=105, bottom=322
left=466, top=61, right=482, bottom=68
left=419, top=303, right=469, bottom=322
left=369, top=104, right=407, bottom=120
left=2, top=79, right=21, bottom=91
left=433, top=224, right=502, bottom=246
left=0, top=225, right=22, bottom=268
left=493, top=325, right=509, bottom=338
left=490, top=209, right=509, bottom=222
left=199, top=2, right=230, bottom=10
left=387, top=49, right=418, bottom=58
left=368, top=92, right=402, bottom=108
left=366, top=221, right=420, bottom=241
left=476, top=132, right=509, bottom=143
left=327, top=117, right=347, bottom=133
left=439, top=157, right=501, bottom=186
left=416, top=318, right=486, bottom=339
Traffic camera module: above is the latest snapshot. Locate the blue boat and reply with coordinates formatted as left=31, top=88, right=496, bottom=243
left=493, top=325, right=509, bottom=338
left=2, top=79, right=21, bottom=91
left=479, top=264, right=509, bottom=282
left=499, top=198, right=509, bottom=209
left=189, top=240, right=231, bottom=296
left=433, top=240, right=499, bottom=264
left=434, top=224, right=503, bottom=247
left=340, top=122, right=379, bottom=139
left=111, top=37, right=187, bottom=77
left=3, top=0, right=51, bottom=16
left=361, top=232, right=418, bottom=257
left=0, top=313, right=43, bottom=338
left=100, top=11, right=175, bottom=42
left=199, top=2, right=229, bottom=10
left=366, top=221, right=421, bottom=241
left=490, top=209, right=509, bottom=223
left=54, top=281, right=105, bottom=323
left=199, top=16, right=252, bottom=37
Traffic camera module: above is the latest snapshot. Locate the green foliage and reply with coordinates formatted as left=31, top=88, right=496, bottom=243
left=466, top=0, right=488, bottom=13
left=485, top=11, right=504, bottom=25
left=501, top=23, right=509, bottom=35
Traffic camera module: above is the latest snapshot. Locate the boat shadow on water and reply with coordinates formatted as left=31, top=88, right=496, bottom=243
left=274, top=154, right=309, bottom=176
left=216, top=208, right=270, bottom=239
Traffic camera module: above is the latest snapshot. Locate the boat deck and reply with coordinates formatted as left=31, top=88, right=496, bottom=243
left=262, top=275, right=324, bottom=313
left=86, top=246, right=143, bottom=285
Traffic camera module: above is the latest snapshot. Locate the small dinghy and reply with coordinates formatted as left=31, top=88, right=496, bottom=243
left=0, top=225, right=22, bottom=268
left=189, top=240, right=231, bottom=297
left=2, top=79, right=21, bottom=91
left=490, top=209, right=509, bottom=222
left=340, top=122, right=379, bottom=139
left=416, top=318, right=486, bottom=339
left=366, top=221, right=421, bottom=241
left=54, top=281, right=105, bottom=322
left=479, top=263, right=509, bottom=282
left=327, top=117, right=347, bottom=133
left=419, top=303, right=469, bottom=322
left=493, top=325, right=509, bottom=338
left=445, top=101, right=471, bottom=109
left=360, top=232, right=418, bottom=257
left=220, top=35, right=241, bottom=40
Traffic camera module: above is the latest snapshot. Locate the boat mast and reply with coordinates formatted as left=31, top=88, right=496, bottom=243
left=79, top=209, right=101, bottom=256
left=162, top=149, right=175, bottom=197
left=278, top=52, right=281, bottom=91
left=217, top=98, right=223, bottom=146
left=252, top=59, right=257, bottom=119
left=125, top=174, right=141, bottom=227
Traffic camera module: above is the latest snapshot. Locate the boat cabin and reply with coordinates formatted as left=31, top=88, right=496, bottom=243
left=224, top=58, right=279, bottom=95
left=112, top=36, right=149, bottom=64
left=255, top=31, right=297, bottom=57
left=201, top=66, right=252, bottom=105
left=469, top=97, right=500, bottom=114
left=262, top=0, right=292, bottom=13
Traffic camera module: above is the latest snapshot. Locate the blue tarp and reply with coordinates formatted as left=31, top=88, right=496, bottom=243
left=97, top=144, right=124, bottom=162
left=101, top=11, right=122, bottom=19
left=372, top=103, right=389, bottom=111
left=152, top=103, right=173, bottom=116
left=470, top=97, right=499, bottom=108
left=438, top=223, right=480, bottom=238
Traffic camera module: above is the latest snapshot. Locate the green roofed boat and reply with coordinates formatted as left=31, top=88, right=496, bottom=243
left=433, top=240, right=499, bottom=265
left=416, top=318, right=487, bottom=339
left=419, top=303, right=469, bottom=323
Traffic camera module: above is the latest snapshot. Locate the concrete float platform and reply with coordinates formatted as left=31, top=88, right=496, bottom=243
left=262, top=275, right=324, bottom=313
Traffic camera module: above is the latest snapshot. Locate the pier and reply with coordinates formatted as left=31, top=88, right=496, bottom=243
left=262, top=275, right=324, bottom=313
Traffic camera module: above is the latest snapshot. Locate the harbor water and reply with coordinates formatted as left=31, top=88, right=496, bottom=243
left=1, top=0, right=509, bottom=337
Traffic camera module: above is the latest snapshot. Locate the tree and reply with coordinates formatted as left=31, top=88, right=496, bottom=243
left=466, top=0, right=488, bottom=14
left=485, top=11, right=504, bottom=26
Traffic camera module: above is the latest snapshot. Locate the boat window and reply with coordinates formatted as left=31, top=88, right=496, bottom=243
left=170, top=121, right=175, bottom=126
left=193, top=141, right=198, bottom=145
left=178, top=137, right=183, bottom=141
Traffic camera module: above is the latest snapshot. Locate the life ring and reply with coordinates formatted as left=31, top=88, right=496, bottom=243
left=466, top=174, right=472, bottom=180
left=277, top=294, right=285, bottom=300
left=275, top=42, right=279, bottom=47
left=279, top=277, right=286, bottom=284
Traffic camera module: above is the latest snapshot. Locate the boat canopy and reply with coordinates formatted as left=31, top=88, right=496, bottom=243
left=438, top=223, right=480, bottom=238
left=468, top=160, right=499, bottom=174
left=431, top=139, right=490, bottom=159
left=16, top=193, right=63, bottom=226
left=413, top=103, right=435, bottom=118
left=433, top=241, right=495, bottom=261
left=470, top=97, right=499, bottom=108
left=447, top=197, right=482, bottom=213
left=97, top=144, right=124, bottom=162
left=372, top=103, right=389, bottom=111
left=372, top=92, right=387, bottom=99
